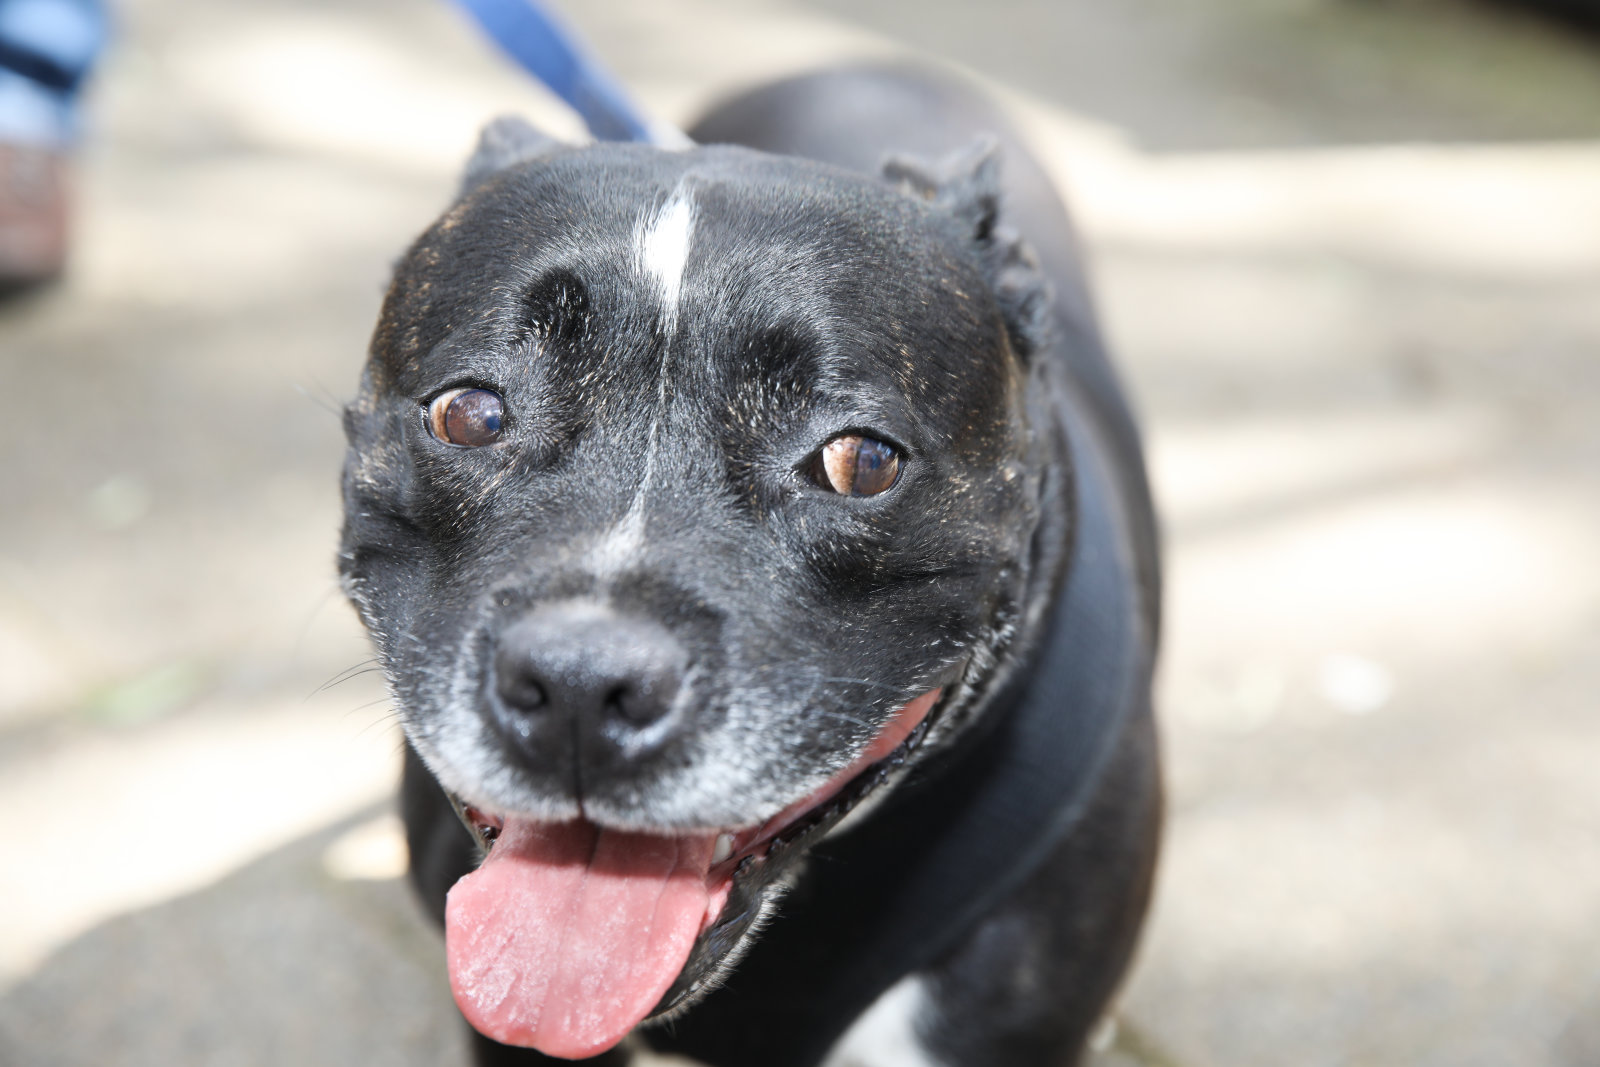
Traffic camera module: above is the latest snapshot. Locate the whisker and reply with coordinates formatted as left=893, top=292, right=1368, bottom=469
left=319, top=666, right=385, bottom=692
left=293, top=380, right=346, bottom=420
left=355, top=707, right=405, bottom=742
left=798, top=707, right=878, bottom=730
left=343, top=695, right=398, bottom=719
left=307, top=658, right=381, bottom=699
left=804, top=674, right=902, bottom=694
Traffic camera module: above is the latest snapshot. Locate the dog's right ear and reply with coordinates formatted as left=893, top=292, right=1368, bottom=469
left=459, top=115, right=563, bottom=196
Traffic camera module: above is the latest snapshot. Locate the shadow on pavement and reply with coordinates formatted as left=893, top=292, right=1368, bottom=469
left=0, top=806, right=467, bottom=1067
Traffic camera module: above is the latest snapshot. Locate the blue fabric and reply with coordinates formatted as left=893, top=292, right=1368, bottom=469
left=0, top=0, right=107, bottom=144
left=451, top=0, right=666, bottom=144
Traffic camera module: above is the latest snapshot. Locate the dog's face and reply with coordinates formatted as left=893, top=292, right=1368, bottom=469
left=339, top=124, right=1053, bottom=1057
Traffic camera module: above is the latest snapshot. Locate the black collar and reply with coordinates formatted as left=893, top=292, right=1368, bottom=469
left=648, top=398, right=1151, bottom=1067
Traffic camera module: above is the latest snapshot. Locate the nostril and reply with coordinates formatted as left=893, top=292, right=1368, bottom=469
left=490, top=604, right=688, bottom=762
left=495, top=666, right=549, bottom=714
left=607, top=680, right=673, bottom=726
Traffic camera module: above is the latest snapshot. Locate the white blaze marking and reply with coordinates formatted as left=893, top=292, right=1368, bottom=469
left=589, top=183, right=697, bottom=579
left=586, top=494, right=647, bottom=579
left=635, top=185, right=696, bottom=333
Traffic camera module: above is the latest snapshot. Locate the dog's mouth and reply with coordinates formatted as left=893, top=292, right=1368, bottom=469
left=440, top=687, right=942, bottom=1059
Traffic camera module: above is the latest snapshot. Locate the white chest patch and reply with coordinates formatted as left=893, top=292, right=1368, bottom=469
left=634, top=185, right=696, bottom=332
left=822, top=975, right=942, bottom=1067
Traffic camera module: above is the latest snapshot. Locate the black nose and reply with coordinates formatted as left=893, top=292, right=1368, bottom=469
left=489, top=604, right=687, bottom=771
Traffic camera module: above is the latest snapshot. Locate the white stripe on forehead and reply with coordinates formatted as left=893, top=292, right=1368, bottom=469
left=587, top=183, right=696, bottom=582
left=633, top=183, right=696, bottom=333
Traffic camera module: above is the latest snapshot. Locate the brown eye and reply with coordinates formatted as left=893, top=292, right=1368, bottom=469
left=818, top=435, right=901, bottom=497
left=427, top=388, right=505, bottom=447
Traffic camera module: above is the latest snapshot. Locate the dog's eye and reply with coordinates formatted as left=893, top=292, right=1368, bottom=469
left=427, top=388, right=506, bottom=447
left=815, top=435, right=901, bottom=497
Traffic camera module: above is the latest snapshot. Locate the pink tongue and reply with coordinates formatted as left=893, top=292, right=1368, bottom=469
left=445, top=820, right=723, bottom=1059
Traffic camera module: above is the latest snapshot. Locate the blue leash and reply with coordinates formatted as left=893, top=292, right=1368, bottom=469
left=452, top=0, right=688, bottom=146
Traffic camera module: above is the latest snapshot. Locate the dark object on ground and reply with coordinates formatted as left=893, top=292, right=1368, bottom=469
left=1487, top=0, right=1600, bottom=29
left=0, top=144, right=68, bottom=294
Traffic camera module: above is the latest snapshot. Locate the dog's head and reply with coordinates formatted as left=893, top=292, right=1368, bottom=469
left=339, top=118, right=1058, bottom=1057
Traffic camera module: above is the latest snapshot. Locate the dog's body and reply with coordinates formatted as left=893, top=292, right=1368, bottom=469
left=343, top=66, right=1161, bottom=1067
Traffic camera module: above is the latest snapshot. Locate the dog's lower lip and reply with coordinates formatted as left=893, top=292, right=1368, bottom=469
left=710, top=685, right=947, bottom=873
left=725, top=703, right=934, bottom=867
left=462, top=806, right=503, bottom=845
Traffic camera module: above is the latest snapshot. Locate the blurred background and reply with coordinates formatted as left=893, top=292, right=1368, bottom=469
left=1, top=0, right=1597, bottom=1064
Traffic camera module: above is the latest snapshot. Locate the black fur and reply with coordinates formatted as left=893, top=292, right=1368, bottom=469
left=342, top=64, right=1161, bottom=1067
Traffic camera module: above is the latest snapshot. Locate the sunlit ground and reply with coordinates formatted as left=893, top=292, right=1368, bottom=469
left=1, top=0, right=1596, bottom=1064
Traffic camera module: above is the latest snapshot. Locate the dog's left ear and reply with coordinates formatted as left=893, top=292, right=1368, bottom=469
left=883, top=137, right=1051, bottom=361
left=459, top=115, right=565, bottom=197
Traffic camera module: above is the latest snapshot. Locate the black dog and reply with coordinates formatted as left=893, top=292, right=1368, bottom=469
left=339, top=65, right=1162, bottom=1067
